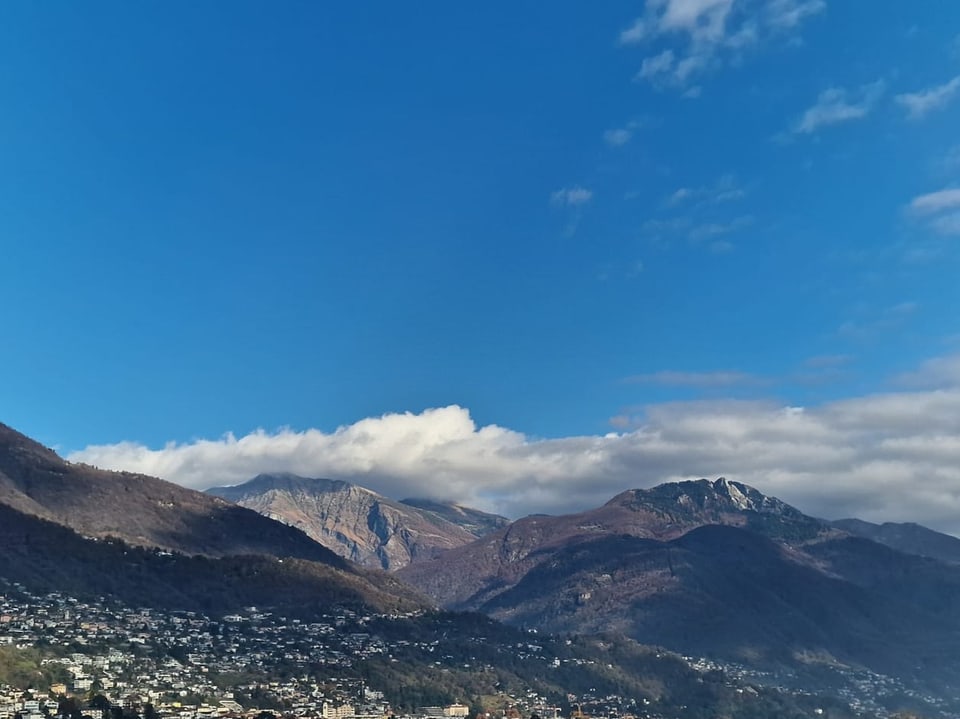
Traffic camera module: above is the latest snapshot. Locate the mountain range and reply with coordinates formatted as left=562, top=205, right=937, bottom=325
left=397, top=478, right=960, bottom=696
left=4, top=418, right=960, bottom=713
left=0, top=421, right=423, bottom=614
left=0, top=420, right=858, bottom=718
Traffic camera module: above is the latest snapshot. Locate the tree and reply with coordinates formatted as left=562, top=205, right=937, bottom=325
left=87, top=695, right=112, bottom=714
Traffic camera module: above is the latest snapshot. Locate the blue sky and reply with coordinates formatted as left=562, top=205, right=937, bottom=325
left=3, top=2, right=960, bottom=525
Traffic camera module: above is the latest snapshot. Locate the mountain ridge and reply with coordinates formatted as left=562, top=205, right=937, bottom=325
left=0, top=421, right=426, bottom=614
left=397, top=477, right=960, bottom=696
left=830, top=517, right=960, bottom=564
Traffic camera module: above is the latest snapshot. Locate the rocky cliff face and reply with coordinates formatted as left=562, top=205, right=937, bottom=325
left=207, top=473, right=498, bottom=570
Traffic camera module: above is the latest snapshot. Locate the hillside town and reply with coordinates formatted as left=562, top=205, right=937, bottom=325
left=1, top=581, right=953, bottom=719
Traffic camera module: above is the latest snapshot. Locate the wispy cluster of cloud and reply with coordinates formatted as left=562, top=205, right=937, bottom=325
left=626, top=369, right=763, bottom=387
left=909, top=187, right=960, bottom=236
left=641, top=214, right=753, bottom=253
left=604, top=128, right=634, bottom=147
left=942, top=145, right=960, bottom=173
left=836, top=301, right=920, bottom=342
left=621, top=0, right=826, bottom=91
left=551, top=186, right=594, bottom=207
left=667, top=174, right=746, bottom=206
left=641, top=174, right=752, bottom=253
left=603, top=118, right=657, bottom=148
left=69, top=354, right=960, bottom=535
left=896, top=75, right=960, bottom=120
left=791, top=81, right=886, bottom=135
left=688, top=215, right=753, bottom=243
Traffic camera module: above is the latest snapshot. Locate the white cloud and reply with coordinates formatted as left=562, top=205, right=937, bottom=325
left=668, top=174, right=746, bottom=206
left=909, top=188, right=960, bottom=236
left=622, top=0, right=825, bottom=90
left=764, top=0, right=826, bottom=29
left=636, top=49, right=677, bottom=82
left=792, top=81, right=885, bottom=134
left=688, top=215, right=753, bottom=241
left=604, top=118, right=655, bottom=147
left=910, top=188, right=960, bottom=215
left=604, top=128, right=633, bottom=147
left=67, top=354, right=960, bottom=534
left=550, top=186, right=594, bottom=207
left=619, top=17, right=650, bottom=45
left=896, top=75, right=960, bottom=120
left=658, top=0, right=734, bottom=42
left=895, top=355, right=960, bottom=389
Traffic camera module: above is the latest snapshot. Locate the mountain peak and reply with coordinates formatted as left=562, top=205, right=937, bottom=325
left=607, top=477, right=792, bottom=516
left=207, top=475, right=490, bottom=570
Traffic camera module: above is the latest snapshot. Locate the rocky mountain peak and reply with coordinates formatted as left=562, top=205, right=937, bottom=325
left=607, top=477, right=793, bottom=518
left=207, top=474, right=495, bottom=571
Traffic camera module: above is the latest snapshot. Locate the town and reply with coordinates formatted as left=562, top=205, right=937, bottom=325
left=0, top=582, right=586, bottom=719
left=0, top=581, right=951, bottom=719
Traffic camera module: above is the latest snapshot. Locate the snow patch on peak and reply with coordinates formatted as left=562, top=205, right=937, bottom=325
left=713, top=477, right=753, bottom=510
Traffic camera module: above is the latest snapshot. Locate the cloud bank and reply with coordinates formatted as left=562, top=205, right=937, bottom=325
left=69, top=355, right=960, bottom=536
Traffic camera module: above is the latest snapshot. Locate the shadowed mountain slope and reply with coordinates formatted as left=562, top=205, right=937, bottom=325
left=0, top=502, right=423, bottom=614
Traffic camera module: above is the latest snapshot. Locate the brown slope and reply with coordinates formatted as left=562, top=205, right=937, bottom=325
left=207, top=473, right=481, bottom=571
left=0, top=422, right=345, bottom=564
